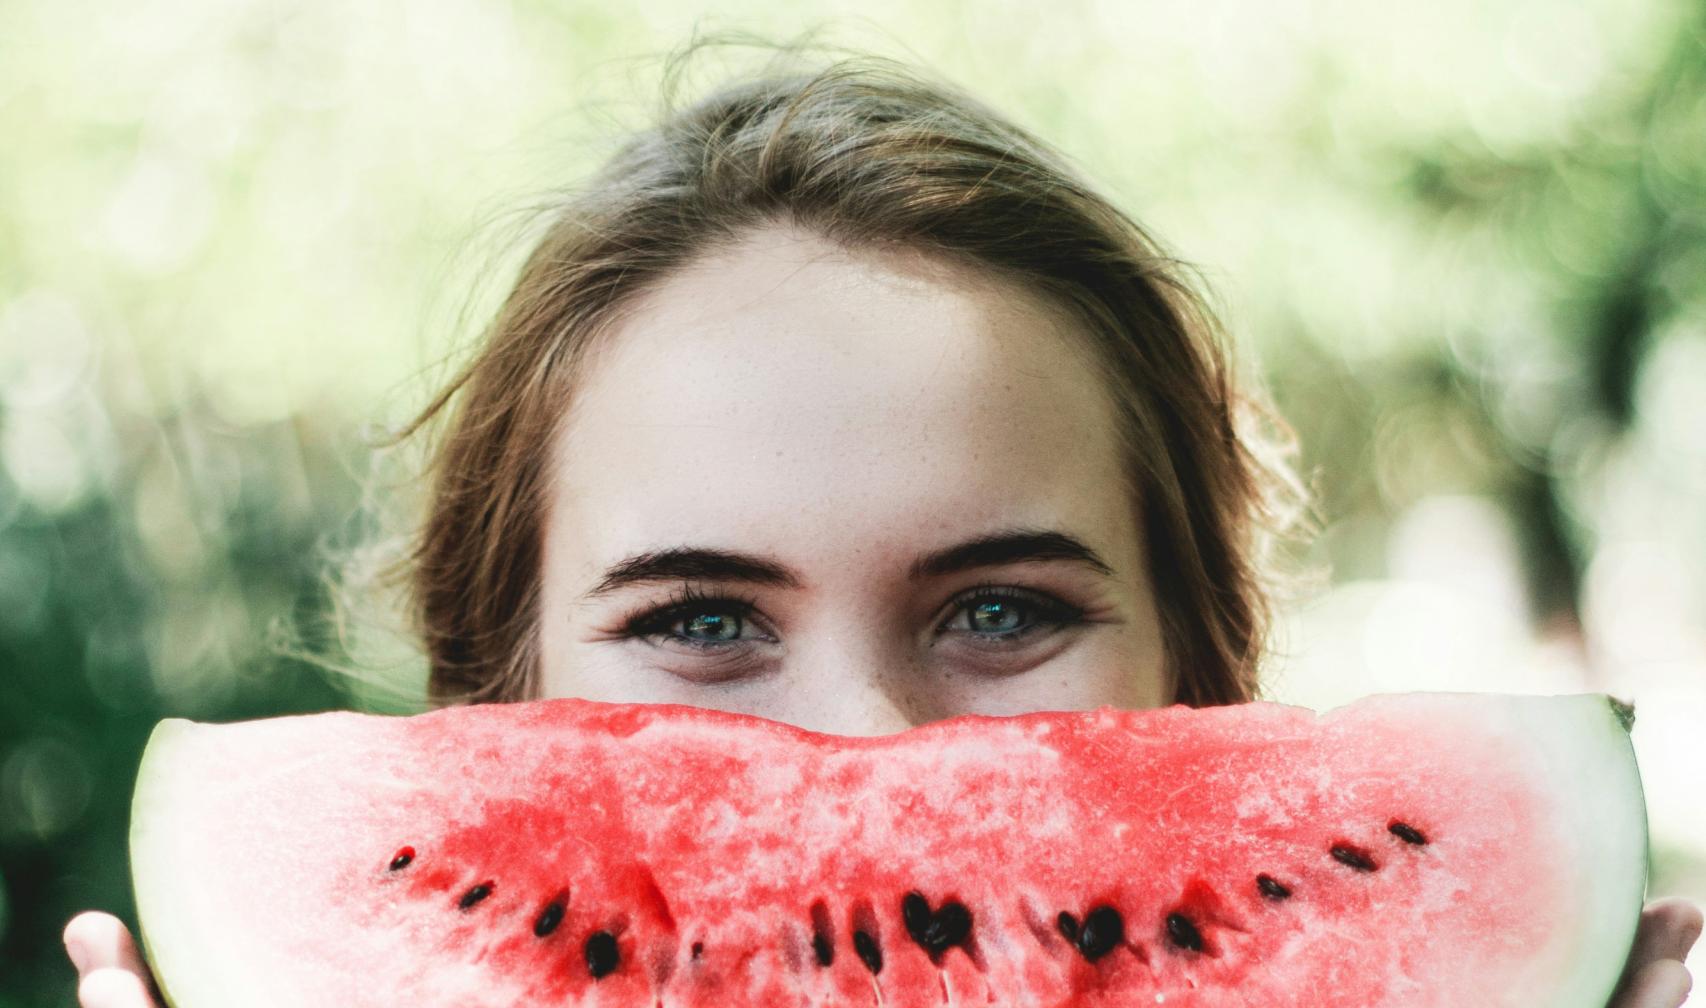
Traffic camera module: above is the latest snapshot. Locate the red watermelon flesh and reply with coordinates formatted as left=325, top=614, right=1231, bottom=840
left=129, top=692, right=1646, bottom=1007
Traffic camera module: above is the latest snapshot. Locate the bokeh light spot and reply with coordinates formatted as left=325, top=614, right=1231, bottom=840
left=0, top=737, right=93, bottom=844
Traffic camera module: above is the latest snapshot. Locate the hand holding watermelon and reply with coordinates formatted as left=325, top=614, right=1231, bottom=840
left=1613, top=900, right=1702, bottom=1007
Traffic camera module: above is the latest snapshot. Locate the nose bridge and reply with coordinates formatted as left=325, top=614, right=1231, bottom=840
left=783, top=626, right=930, bottom=738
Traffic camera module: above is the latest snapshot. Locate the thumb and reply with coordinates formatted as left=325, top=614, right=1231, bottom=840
left=63, top=912, right=149, bottom=979
left=77, top=968, right=158, bottom=1008
left=63, top=912, right=162, bottom=1005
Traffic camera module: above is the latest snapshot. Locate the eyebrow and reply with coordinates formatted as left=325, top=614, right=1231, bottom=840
left=582, top=527, right=1117, bottom=599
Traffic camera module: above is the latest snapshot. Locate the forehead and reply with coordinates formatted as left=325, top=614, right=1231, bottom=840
left=548, top=226, right=1134, bottom=571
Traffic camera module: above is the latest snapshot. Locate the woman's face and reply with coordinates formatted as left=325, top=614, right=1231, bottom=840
left=537, top=223, right=1168, bottom=735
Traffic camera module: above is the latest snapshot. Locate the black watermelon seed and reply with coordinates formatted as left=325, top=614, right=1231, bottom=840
left=1077, top=906, right=1124, bottom=962
left=691, top=941, right=704, bottom=960
left=1056, top=912, right=1079, bottom=944
left=1165, top=912, right=1203, bottom=953
left=901, top=893, right=931, bottom=935
left=585, top=931, right=620, bottom=978
left=457, top=882, right=493, bottom=910
left=852, top=929, right=883, bottom=975
left=533, top=900, right=565, bottom=937
left=901, top=892, right=972, bottom=956
left=809, top=901, right=834, bottom=967
left=388, top=847, right=414, bottom=871
left=1256, top=874, right=1292, bottom=900
left=1389, top=821, right=1428, bottom=845
left=1330, top=843, right=1378, bottom=872
left=928, top=903, right=971, bottom=951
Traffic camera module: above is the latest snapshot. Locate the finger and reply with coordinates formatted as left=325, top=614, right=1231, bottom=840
left=1615, top=959, right=1691, bottom=1008
left=61, top=912, right=149, bottom=979
left=1642, top=898, right=1704, bottom=964
left=76, top=967, right=155, bottom=1008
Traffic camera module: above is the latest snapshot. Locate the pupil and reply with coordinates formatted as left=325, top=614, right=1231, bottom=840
left=971, top=600, right=1021, bottom=633
left=685, top=611, right=739, bottom=641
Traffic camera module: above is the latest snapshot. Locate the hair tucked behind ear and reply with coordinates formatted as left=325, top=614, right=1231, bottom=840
left=380, top=36, right=1309, bottom=709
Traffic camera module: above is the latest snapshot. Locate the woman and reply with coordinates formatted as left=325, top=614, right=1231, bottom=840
left=64, top=47, right=1699, bottom=1006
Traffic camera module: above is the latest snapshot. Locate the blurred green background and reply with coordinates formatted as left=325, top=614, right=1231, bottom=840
left=4, top=1, right=1705, bottom=1002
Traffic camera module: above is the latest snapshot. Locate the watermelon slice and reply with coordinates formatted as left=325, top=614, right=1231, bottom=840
left=129, top=692, right=1647, bottom=1007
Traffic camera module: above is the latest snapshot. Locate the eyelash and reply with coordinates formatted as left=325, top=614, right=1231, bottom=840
left=617, top=581, right=1086, bottom=653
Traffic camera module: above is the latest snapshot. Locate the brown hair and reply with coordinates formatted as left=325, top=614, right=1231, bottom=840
left=393, top=43, right=1306, bottom=709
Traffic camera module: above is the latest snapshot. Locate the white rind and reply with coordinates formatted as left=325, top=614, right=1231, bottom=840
left=132, top=714, right=356, bottom=1008
left=130, top=719, right=211, bottom=1008
left=1488, top=693, right=1646, bottom=1007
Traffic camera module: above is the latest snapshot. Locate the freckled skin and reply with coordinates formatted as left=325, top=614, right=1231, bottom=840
left=537, top=223, right=1170, bottom=735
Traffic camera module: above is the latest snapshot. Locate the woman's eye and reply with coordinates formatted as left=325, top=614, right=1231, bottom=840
left=622, top=594, right=769, bottom=652
left=941, top=588, right=1083, bottom=645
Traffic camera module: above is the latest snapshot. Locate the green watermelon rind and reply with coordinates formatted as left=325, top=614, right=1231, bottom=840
left=130, top=717, right=207, bottom=1008
left=1519, top=692, right=1648, bottom=1006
